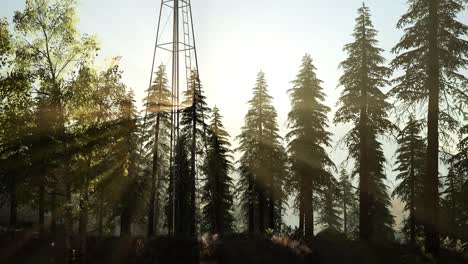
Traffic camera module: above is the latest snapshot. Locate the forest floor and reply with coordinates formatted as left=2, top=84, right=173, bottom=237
left=0, top=230, right=467, bottom=264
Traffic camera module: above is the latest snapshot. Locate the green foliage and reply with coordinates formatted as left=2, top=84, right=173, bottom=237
left=141, top=65, right=172, bottom=235
left=317, top=180, right=342, bottom=232
left=0, top=18, right=11, bottom=70
left=13, top=0, right=99, bottom=84
left=392, top=117, right=426, bottom=242
left=181, top=71, right=211, bottom=151
left=237, top=71, right=287, bottom=233
left=441, top=123, right=468, bottom=242
left=334, top=4, right=395, bottom=242
left=338, top=169, right=358, bottom=238
left=391, top=0, right=467, bottom=252
left=201, top=107, right=235, bottom=234
left=286, top=54, right=335, bottom=237
left=391, top=0, right=468, bottom=122
left=335, top=4, right=392, bottom=133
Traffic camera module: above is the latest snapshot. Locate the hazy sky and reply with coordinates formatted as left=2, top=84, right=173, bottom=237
left=2, top=0, right=467, bottom=227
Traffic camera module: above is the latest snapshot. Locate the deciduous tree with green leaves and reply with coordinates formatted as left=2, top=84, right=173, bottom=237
left=0, top=19, right=33, bottom=229
left=13, top=0, right=99, bottom=235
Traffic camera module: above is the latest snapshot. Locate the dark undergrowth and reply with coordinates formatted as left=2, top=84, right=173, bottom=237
left=0, top=230, right=467, bottom=264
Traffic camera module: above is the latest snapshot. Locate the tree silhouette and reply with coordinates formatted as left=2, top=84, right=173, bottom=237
left=286, top=54, right=334, bottom=238
left=392, top=117, right=426, bottom=244
left=141, top=65, right=172, bottom=237
left=178, top=72, right=210, bottom=237
left=334, top=4, right=393, bottom=241
left=318, top=179, right=342, bottom=232
left=338, top=169, right=358, bottom=238
left=13, top=0, right=99, bottom=236
left=441, top=123, right=468, bottom=241
left=391, top=0, right=468, bottom=254
left=201, top=107, right=235, bottom=235
left=237, top=71, right=286, bottom=233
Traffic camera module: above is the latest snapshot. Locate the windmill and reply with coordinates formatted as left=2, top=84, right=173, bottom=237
left=142, top=0, right=203, bottom=238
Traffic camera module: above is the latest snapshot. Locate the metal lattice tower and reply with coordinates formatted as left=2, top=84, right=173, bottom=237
left=143, top=0, right=201, bottom=237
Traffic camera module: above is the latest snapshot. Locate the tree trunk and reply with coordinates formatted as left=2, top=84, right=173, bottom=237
left=120, top=209, right=132, bottom=237
left=269, top=194, right=275, bottom=231
left=148, top=113, right=161, bottom=238
left=154, top=189, right=161, bottom=236
left=50, top=190, right=57, bottom=233
left=258, top=188, right=265, bottom=233
left=167, top=169, right=174, bottom=235
left=268, top=169, right=275, bottom=231
left=449, top=177, right=456, bottom=237
left=304, top=176, right=314, bottom=239
left=299, top=177, right=305, bottom=236
left=64, top=180, right=73, bottom=264
left=409, top=155, right=416, bottom=244
left=190, top=103, right=197, bottom=237
left=38, top=177, right=45, bottom=236
left=248, top=175, right=255, bottom=234
left=121, top=174, right=132, bottom=238
left=79, top=154, right=91, bottom=260
left=358, top=17, right=370, bottom=241
left=98, top=190, right=104, bottom=237
left=343, top=192, right=348, bottom=236
left=9, top=175, right=17, bottom=229
left=424, top=0, right=440, bottom=255
left=214, top=158, right=222, bottom=235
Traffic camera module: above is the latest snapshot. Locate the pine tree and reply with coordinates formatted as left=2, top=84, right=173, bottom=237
left=286, top=54, right=334, bottom=238
left=392, top=117, right=426, bottom=244
left=142, top=65, right=172, bottom=237
left=176, top=72, right=210, bottom=236
left=237, top=71, right=286, bottom=233
left=201, top=107, right=235, bottom=235
left=334, top=4, right=394, bottom=241
left=318, top=178, right=342, bottom=232
left=368, top=133, right=396, bottom=241
left=114, top=90, right=141, bottom=237
left=338, top=169, right=358, bottom=238
left=442, top=122, right=468, bottom=241
left=172, top=134, right=192, bottom=237
left=391, top=0, right=467, bottom=253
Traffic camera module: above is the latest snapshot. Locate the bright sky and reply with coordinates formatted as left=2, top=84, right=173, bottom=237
left=2, top=0, right=467, bottom=228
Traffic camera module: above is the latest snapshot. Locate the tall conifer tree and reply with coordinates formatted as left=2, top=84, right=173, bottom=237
left=201, top=107, right=235, bottom=235
left=392, top=117, right=426, bottom=244
left=338, top=169, right=358, bottom=238
left=391, top=0, right=467, bottom=253
left=286, top=55, right=334, bottom=238
left=334, top=4, right=394, bottom=241
left=178, top=72, right=210, bottom=236
left=142, top=65, right=172, bottom=237
left=237, top=71, right=286, bottom=233
left=317, top=179, right=342, bottom=232
left=442, top=122, right=468, bottom=241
